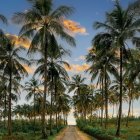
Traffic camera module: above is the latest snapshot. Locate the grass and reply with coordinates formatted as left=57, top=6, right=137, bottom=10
left=0, top=131, right=60, bottom=140
left=106, top=121, right=140, bottom=140
left=0, top=120, right=65, bottom=140
left=77, top=119, right=140, bottom=140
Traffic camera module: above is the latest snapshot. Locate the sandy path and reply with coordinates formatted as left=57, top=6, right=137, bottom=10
left=55, top=126, right=93, bottom=140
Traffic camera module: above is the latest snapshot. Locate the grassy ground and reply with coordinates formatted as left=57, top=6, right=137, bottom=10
left=77, top=119, right=140, bottom=140
left=106, top=121, right=140, bottom=140
left=0, top=131, right=58, bottom=140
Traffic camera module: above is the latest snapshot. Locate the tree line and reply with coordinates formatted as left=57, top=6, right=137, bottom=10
left=72, top=0, right=140, bottom=137
left=0, top=0, right=140, bottom=139
left=0, top=0, right=75, bottom=138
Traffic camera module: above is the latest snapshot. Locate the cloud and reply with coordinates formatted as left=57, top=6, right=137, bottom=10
left=74, top=55, right=86, bottom=62
left=63, top=19, right=88, bottom=36
left=23, top=64, right=35, bottom=74
left=6, top=34, right=30, bottom=49
left=64, top=63, right=90, bottom=73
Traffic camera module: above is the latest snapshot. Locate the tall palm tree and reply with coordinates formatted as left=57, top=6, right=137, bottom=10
left=86, top=33, right=118, bottom=128
left=13, top=0, right=75, bottom=137
left=34, top=41, right=70, bottom=134
left=124, top=49, right=140, bottom=126
left=93, top=0, right=140, bottom=136
left=24, top=77, right=42, bottom=133
left=0, top=40, right=28, bottom=135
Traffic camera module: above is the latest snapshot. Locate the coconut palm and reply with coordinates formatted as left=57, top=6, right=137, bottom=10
left=126, top=49, right=140, bottom=84
left=93, top=0, right=140, bottom=135
left=0, top=40, right=28, bottom=135
left=86, top=33, right=118, bottom=128
left=0, top=80, right=8, bottom=127
left=32, top=35, right=70, bottom=134
left=69, top=75, right=87, bottom=95
left=124, top=49, right=140, bottom=126
left=24, top=77, right=42, bottom=133
left=13, top=0, right=75, bottom=137
left=56, top=89, right=71, bottom=124
left=73, top=85, right=93, bottom=120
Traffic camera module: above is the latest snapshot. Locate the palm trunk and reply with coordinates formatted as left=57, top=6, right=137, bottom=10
left=56, top=112, right=58, bottom=132
left=115, top=104, right=118, bottom=126
left=50, top=76, right=53, bottom=135
left=132, top=100, right=134, bottom=117
left=116, top=44, right=123, bottom=136
left=112, top=104, right=114, bottom=118
left=4, top=90, right=7, bottom=129
left=101, top=78, right=104, bottom=127
left=66, top=114, right=68, bottom=125
left=42, top=27, right=48, bottom=138
left=90, top=106, right=92, bottom=123
left=8, top=69, right=12, bottom=136
left=126, top=89, right=132, bottom=127
left=84, top=108, right=87, bottom=121
left=104, top=65, right=108, bottom=129
left=54, top=80, right=58, bottom=131
left=63, top=113, right=65, bottom=125
left=33, top=91, right=35, bottom=134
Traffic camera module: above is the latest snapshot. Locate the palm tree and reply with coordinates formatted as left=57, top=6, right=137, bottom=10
left=73, top=85, right=92, bottom=120
left=124, top=49, right=140, bottom=126
left=24, top=77, right=42, bottom=133
left=56, top=89, right=71, bottom=125
left=69, top=75, right=87, bottom=95
left=0, top=40, right=28, bottom=135
left=93, top=0, right=140, bottom=136
left=86, top=33, right=118, bottom=128
left=13, top=0, right=75, bottom=137
left=69, top=75, right=88, bottom=119
left=34, top=43, right=70, bottom=134
left=0, top=80, right=8, bottom=128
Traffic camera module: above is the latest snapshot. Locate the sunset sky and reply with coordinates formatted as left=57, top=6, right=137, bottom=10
left=0, top=0, right=139, bottom=125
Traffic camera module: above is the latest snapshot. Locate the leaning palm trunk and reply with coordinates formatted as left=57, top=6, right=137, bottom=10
left=8, top=68, right=12, bottom=136
left=116, top=44, right=123, bottom=136
left=126, top=89, right=132, bottom=127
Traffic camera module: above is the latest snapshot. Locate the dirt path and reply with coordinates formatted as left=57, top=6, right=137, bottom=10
left=55, top=126, right=94, bottom=140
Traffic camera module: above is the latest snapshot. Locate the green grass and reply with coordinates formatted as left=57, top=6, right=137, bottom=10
left=0, top=120, right=65, bottom=140
left=77, top=119, right=140, bottom=140
left=103, top=121, right=140, bottom=140
left=0, top=132, right=57, bottom=140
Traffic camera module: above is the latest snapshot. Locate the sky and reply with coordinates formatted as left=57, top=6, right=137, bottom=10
left=0, top=0, right=139, bottom=125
